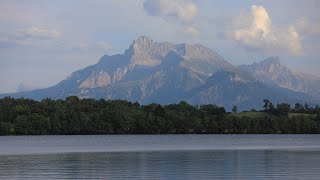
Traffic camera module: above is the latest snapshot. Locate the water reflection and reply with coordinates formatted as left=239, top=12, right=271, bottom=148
left=1, top=150, right=320, bottom=179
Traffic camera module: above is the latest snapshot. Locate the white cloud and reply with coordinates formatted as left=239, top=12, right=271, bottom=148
left=143, top=0, right=199, bottom=38
left=70, top=42, right=89, bottom=52
left=233, top=5, right=304, bottom=56
left=17, top=26, right=61, bottom=39
left=69, top=41, right=113, bottom=53
left=96, top=41, right=112, bottom=51
left=0, top=26, right=61, bottom=48
left=79, top=42, right=89, bottom=49
left=0, top=36, right=38, bottom=48
left=143, top=0, right=197, bottom=23
left=286, top=26, right=303, bottom=56
left=183, top=26, right=199, bottom=37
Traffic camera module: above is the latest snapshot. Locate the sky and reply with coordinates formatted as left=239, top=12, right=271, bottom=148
left=0, top=0, right=319, bottom=93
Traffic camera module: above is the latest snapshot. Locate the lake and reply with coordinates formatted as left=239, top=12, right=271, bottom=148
left=0, top=135, right=320, bottom=179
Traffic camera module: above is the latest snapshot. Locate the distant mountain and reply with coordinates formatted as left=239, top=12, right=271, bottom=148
left=1, top=36, right=318, bottom=110
left=188, top=68, right=314, bottom=110
left=0, top=36, right=233, bottom=99
left=239, top=57, right=320, bottom=99
left=65, top=36, right=233, bottom=90
left=78, top=51, right=207, bottom=104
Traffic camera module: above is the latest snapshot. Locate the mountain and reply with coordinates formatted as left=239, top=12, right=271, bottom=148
left=239, top=57, right=320, bottom=99
left=188, top=68, right=313, bottom=110
left=78, top=51, right=207, bottom=104
left=68, top=36, right=233, bottom=90
left=0, top=36, right=233, bottom=100
left=0, top=36, right=318, bottom=110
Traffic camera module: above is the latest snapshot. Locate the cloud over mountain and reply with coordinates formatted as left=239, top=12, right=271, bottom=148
left=233, top=5, right=303, bottom=56
left=143, top=0, right=197, bottom=23
left=143, top=0, right=199, bottom=37
left=183, top=26, right=199, bottom=37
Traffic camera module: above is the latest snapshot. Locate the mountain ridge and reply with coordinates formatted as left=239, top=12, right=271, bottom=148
left=1, top=36, right=319, bottom=110
left=238, top=56, right=320, bottom=99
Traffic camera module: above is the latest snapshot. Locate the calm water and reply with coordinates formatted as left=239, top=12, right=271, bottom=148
left=0, top=135, right=320, bottom=179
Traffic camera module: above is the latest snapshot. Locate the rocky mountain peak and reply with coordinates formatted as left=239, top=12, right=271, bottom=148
left=261, top=56, right=280, bottom=65
left=123, top=36, right=232, bottom=71
left=238, top=56, right=320, bottom=99
left=131, top=36, right=155, bottom=52
left=184, top=44, right=212, bottom=58
left=246, top=56, right=283, bottom=75
left=259, top=56, right=281, bottom=68
left=124, top=36, right=173, bottom=67
left=133, top=36, right=154, bottom=45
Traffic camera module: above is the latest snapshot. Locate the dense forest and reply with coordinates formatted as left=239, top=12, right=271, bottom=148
left=0, top=96, right=320, bottom=135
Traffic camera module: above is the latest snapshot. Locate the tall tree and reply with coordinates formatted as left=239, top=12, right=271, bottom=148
left=263, top=99, right=270, bottom=111
left=232, top=105, right=237, bottom=114
left=268, top=102, right=275, bottom=111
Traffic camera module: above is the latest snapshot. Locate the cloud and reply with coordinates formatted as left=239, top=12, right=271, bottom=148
left=143, top=0, right=199, bottom=37
left=0, top=36, right=38, bottom=48
left=232, top=5, right=304, bottom=56
left=78, top=42, right=89, bottom=49
left=70, top=42, right=90, bottom=52
left=143, top=0, right=197, bottom=23
left=96, top=41, right=112, bottom=51
left=16, top=26, right=61, bottom=39
left=0, top=26, right=61, bottom=48
left=69, top=41, right=113, bottom=53
left=183, top=26, right=199, bottom=37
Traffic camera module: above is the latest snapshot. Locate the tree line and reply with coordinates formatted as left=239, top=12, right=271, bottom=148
left=0, top=96, right=320, bottom=135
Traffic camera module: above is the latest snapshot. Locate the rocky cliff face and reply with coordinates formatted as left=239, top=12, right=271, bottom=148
left=78, top=51, right=209, bottom=104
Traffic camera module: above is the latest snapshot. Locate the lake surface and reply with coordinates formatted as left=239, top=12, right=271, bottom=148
left=0, top=135, right=320, bottom=179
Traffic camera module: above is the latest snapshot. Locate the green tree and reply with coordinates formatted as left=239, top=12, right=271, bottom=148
left=268, top=102, right=274, bottom=111
left=0, top=121, right=11, bottom=135
left=263, top=99, right=270, bottom=111
left=154, top=104, right=166, bottom=118
left=232, top=105, right=237, bottom=114
left=0, top=96, right=319, bottom=135
left=294, top=103, right=304, bottom=113
left=275, top=103, right=291, bottom=116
